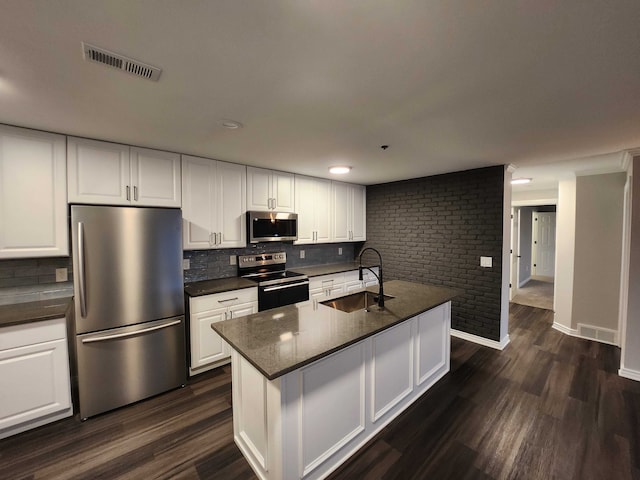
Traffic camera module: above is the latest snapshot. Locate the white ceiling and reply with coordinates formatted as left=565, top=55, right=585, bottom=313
left=1, top=1, right=639, bottom=185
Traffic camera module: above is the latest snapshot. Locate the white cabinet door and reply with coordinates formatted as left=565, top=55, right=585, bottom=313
left=183, top=156, right=245, bottom=250
left=67, top=137, right=130, bottom=205
left=0, top=318, right=71, bottom=439
left=331, top=181, right=350, bottom=242
left=130, top=147, right=181, bottom=207
left=182, top=155, right=215, bottom=250
left=192, top=307, right=228, bottom=369
left=295, top=175, right=330, bottom=244
left=0, top=125, right=68, bottom=258
left=247, top=167, right=295, bottom=212
left=272, top=171, right=295, bottom=212
left=216, top=161, right=246, bottom=248
left=68, top=138, right=181, bottom=207
left=229, top=302, right=257, bottom=320
left=351, top=184, right=366, bottom=241
left=247, top=166, right=273, bottom=211
left=331, top=181, right=366, bottom=242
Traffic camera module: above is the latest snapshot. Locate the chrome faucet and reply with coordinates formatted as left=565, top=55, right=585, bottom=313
left=358, top=247, right=384, bottom=308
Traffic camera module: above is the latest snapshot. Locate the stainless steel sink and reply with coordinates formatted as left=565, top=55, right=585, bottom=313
left=321, top=291, right=394, bottom=313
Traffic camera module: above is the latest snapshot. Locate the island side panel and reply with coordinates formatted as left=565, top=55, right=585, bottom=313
left=230, top=301, right=451, bottom=480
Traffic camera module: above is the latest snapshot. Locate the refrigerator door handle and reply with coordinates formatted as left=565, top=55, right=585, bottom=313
left=81, top=318, right=182, bottom=344
left=78, top=222, right=87, bottom=318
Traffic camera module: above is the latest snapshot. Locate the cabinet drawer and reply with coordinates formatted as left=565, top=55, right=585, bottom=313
left=309, top=273, right=345, bottom=291
left=0, top=318, right=66, bottom=351
left=190, top=287, right=258, bottom=313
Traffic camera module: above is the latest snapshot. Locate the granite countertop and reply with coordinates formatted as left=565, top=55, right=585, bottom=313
left=184, top=277, right=257, bottom=297
left=289, top=262, right=364, bottom=277
left=212, top=280, right=461, bottom=380
left=0, top=297, right=72, bottom=328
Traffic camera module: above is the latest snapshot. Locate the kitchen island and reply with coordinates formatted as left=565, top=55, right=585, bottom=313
left=212, top=280, right=459, bottom=480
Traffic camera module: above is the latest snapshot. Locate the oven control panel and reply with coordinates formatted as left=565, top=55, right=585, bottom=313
left=238, top=252, right=286, bottom=268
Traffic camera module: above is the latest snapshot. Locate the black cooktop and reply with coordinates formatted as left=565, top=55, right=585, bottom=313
left=242, top=270, right=307, bottom=287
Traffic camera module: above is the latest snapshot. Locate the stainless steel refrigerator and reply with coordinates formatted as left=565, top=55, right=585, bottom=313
left=71, top=205, right=186, bottom=419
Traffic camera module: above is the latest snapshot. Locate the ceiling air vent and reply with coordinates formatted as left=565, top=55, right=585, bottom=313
left=82, top=42, right=162, bottom=81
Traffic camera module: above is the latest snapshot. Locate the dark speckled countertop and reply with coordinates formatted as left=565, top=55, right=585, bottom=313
left=184, top=277, right=257, bottom=297
left=212, top=280, right=460, bottom=380
left=0, top=297, right=72, bottom=328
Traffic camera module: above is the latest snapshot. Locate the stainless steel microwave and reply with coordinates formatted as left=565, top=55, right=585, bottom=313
left=247, top=211, right=298, bottom=243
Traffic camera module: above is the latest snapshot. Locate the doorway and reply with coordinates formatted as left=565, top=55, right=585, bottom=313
left=511, top=205, right=556, bottom=310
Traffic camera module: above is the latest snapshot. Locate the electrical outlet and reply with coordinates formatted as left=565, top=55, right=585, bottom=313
left=300, top=250, right=305, bottom=259
left=480, top=256, right=492, bottom=268
left=55, top=268, right=68, bottom=282
left=338, top=248, right=343, bottom=255
left=229, top=255, right=236, bottom=265
left=182, top=259, right=190, bottom=270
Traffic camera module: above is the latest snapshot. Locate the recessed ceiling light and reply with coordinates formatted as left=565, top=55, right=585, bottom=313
left=329, top=166, right=352, bottom=174
left=220, top=119, right=243, bottom=129
left=511, top=178, right=532, bottom=185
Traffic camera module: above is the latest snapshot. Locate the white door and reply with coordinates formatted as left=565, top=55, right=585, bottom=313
left=216, top=161, right=246, bottom=248
left=533, top=212, right=556, bottom=277
left=67, top=137, right=130, bottom=205
left=130, top=147, right=181, bottom=207
left=182, top=155, right=214, bottom=249
left=510, top=208, right=519, bottom=300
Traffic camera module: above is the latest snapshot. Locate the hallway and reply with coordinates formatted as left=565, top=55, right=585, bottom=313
left=512, top=278, right=554, bottom=311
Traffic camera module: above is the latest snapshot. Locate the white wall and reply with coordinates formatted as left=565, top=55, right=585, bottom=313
left=572, top=173, right=626, bottom=331
left=621, top=157, right=640, bottom=380
left=554, top=177, right=576, bottom=330
left=512, top=188, right=558, bottom=205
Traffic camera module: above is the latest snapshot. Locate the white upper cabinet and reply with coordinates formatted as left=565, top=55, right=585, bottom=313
left=182, top=155, right=246, bottom=250
left=129, top=147, right=182, bottom=207
left=294, top=175, right=331, bottom=244
left=0, top=125, right=68, bottom=258
left=247, top=166, right=295, bottom=212
left=67, top=137, right=181, bottom=207
left=331, top=181, right=366, bottom=242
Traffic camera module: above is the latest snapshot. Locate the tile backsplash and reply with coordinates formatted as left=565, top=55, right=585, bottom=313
left=183, top=242, right=360, bottom=283
left=0, top=242, right=361, bottom=296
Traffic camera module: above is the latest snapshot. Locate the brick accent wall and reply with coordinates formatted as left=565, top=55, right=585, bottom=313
left=365, top=166, right=505, bottom=341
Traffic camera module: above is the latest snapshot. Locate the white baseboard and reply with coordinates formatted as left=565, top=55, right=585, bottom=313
left=450, top=329, right=510, bottom=350
left=619, top=367, right=640, bottom=382
left=552, top=322, right=577, bottom=336
left=552, top=322, right=618, bottom=346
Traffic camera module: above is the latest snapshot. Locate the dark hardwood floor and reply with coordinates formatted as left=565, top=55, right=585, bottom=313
left=2, top=304, right=639, bottom=479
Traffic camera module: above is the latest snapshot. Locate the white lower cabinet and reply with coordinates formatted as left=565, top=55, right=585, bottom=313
left=309, top=273, right=347, bottom=300
left=0, top=317, right=72, bottom=440
left=189, top=287, right=257, bottom=375
left=231, top=302, right=451, bottom=480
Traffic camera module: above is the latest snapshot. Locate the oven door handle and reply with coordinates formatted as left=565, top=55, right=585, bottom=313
left=262, top=280, right=309, bottom=292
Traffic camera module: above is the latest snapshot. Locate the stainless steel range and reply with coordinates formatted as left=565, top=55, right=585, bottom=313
left=238, top=252, right=309, bottom=311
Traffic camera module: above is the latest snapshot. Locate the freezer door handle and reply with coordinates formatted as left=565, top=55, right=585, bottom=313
left=81, top=318, right=182, bottom=343
left=78, top=222, right=87, bottom=318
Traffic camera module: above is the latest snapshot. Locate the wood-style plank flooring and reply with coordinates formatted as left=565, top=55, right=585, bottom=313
left=2, top=304, right=639, bottom=479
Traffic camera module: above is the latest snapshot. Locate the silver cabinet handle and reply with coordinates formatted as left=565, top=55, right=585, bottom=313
left=134, top=185, right=138, bottom=201
left=209, top=233, right=214, bottom=246
left=218, top=232, right=222, bottom=245
left=218, top=297, right=239, bottom=303
left=263, top=280, right=309, bottom=292
left=77, top=222, right=87, bottom=318
left=126, top=185, right=130, bottom=201
left=81, top=319, right=181, bottom=343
